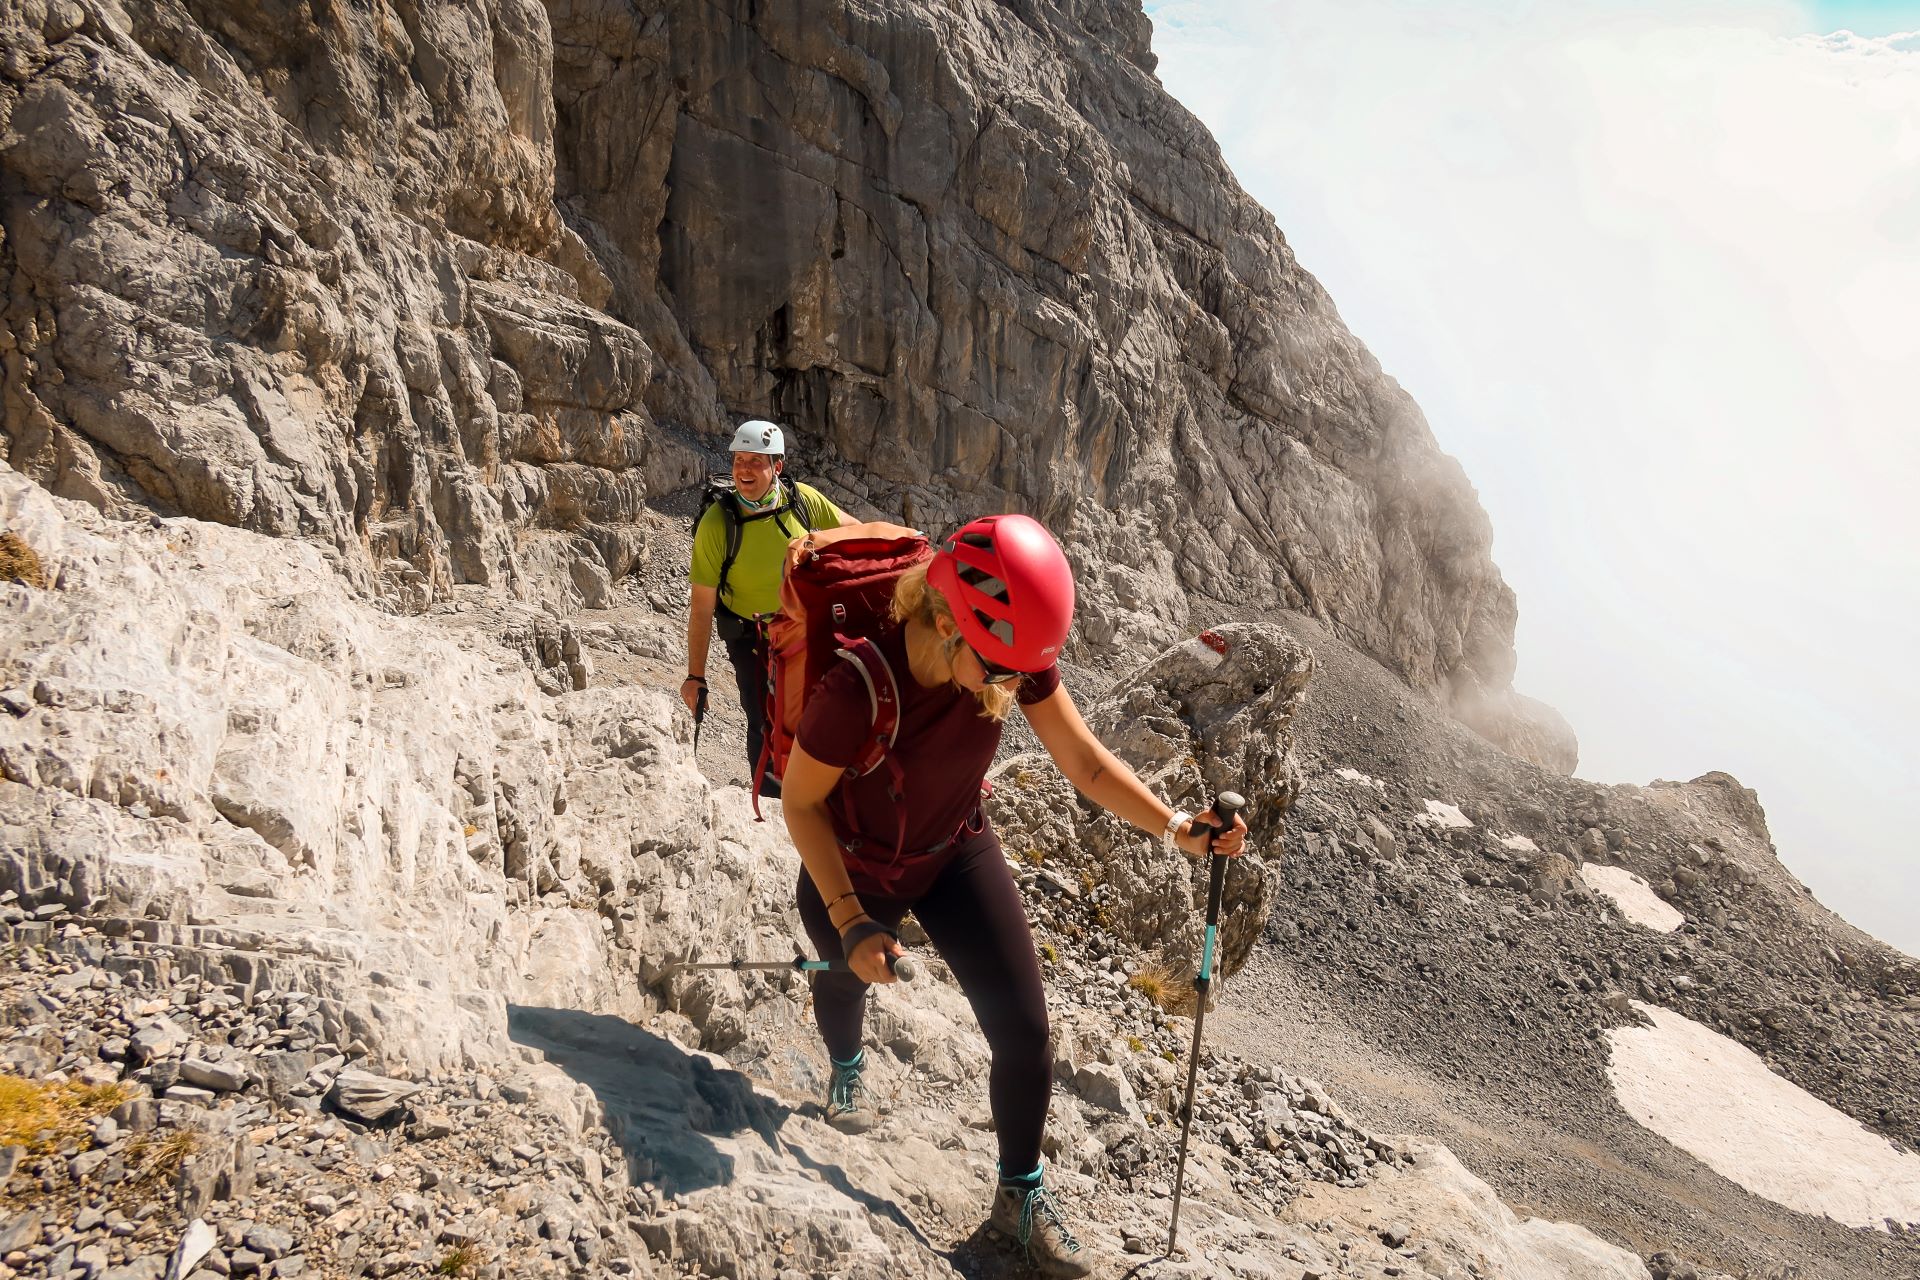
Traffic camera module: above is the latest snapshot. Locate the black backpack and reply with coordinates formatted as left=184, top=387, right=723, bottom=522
left=694, top=476, right=818, bottom=611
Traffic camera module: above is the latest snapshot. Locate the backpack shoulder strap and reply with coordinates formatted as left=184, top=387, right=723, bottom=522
left=832, top=636, right=902, bottom=770
left=767, top=480, right=819, bottom=541
left=830, top=635, right=910, bottom=874
left=714, top=498, right=746, bottom=605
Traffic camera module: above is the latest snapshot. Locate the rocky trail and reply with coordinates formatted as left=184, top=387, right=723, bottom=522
left=1, top=466, right=1677, bottom=1280
left=6, top=461, right=1920, bottom=1279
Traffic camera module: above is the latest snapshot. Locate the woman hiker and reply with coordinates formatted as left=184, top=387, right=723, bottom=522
left=781, top=513, right=1247, bottom=1277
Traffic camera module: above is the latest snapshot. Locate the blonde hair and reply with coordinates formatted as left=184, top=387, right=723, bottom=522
left=893, top=562, right=1017, bottom=722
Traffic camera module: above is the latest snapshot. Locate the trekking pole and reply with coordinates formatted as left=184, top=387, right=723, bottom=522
left=1167, top=790, right=1246, bottom=1256
left=692, top=683, right=709, bottom=752
left=659, top=953, right=919, bottom=982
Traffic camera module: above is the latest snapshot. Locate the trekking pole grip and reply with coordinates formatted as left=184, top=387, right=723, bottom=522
left=1195, top=792, right=1246, bottom=888
left=825, top=955, right=917, bottom=982
left=1191, top=790, right=1245, bottom=845
left=1194, top=791, right=1244, bottom=987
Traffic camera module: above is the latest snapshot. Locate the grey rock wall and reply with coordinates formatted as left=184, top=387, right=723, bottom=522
left=0, top=0, right=702, bottom=619
left=1, top=0, right=1572, bottom=767
left=0, top=458, right=730, bottom=1072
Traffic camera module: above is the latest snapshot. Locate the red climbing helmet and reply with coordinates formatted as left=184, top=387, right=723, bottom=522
left=927, top=514, right=1075, bottom=672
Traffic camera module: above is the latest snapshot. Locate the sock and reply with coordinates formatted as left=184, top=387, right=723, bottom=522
left=831, top=1050, right=864, bottom=1072
left=997, top=1160, right=1043, bottom=1189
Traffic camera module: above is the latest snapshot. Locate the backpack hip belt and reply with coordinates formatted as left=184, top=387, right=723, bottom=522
left=836, top=784, right=995, bottom=894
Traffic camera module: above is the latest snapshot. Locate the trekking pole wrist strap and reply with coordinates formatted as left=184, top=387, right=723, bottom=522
left=684, top=674, right=706, bottom=683
left=839, top=920, right=896, bottom=955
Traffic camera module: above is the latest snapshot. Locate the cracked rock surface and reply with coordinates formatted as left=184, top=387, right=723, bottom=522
left=0, top=464, right=1663, bottom=1280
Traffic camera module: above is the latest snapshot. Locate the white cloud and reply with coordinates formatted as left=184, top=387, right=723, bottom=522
left=1148, top=1, right=1920, bottom=956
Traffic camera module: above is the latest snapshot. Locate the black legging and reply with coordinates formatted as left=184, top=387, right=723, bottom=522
left=797, top=825, right=1052, bottom=1174
left=723, top=626, right=777, bottom=797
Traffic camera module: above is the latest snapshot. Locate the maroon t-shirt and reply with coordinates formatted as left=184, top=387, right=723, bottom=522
left=796, top=621, right=1060, bottom=894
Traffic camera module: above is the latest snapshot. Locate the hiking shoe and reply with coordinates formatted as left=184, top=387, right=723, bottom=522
left=989, top=1175, right=1093, bottom=1278
left=825, top=1053, right=878, bottom=1134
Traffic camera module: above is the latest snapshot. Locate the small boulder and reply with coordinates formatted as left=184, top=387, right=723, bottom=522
left=130, top=1019, right=188, bottom=1066
left=327, top=1071, right=420, bottom=1124
left=243, top=1224, right=292, bottom=1261
left=1072, top=1062, right=1144, bottom=1122
left=180, top=1060, right=251, bottom=1094
left=164, top=1218, right=216, bottom=1280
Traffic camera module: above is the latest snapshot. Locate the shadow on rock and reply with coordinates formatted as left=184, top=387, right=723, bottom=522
left=785, top=1141, right=945, bottom=1256
left=507, top=1004, right=784, bottom=1196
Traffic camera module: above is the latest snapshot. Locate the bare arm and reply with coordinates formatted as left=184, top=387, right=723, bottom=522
left=681, top=584, right=718, bottom=713
left=1022, top=684, right=1246, bottom=858
left=781, top=743, right=902, bottom=983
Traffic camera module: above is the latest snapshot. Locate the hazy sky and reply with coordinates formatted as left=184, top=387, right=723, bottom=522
left=1146, top=1, right=1920, bottom=957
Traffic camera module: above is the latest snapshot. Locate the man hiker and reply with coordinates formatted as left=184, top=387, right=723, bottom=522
left=780, top=513, right=1247, bottom=1275
left=683, top=419, right=845, bottom=796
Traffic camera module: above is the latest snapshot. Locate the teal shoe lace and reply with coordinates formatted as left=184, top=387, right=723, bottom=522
left=1014, top=1182, right=1083, bottom=1258
left=828, top=1052, right=864, bottom=1115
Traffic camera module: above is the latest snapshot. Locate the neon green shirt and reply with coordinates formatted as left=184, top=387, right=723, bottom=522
left=689, top=481, right=846, bottom=617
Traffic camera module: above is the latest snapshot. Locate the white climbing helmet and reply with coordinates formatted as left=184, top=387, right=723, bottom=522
left=729, top=419, right=785, bottom=456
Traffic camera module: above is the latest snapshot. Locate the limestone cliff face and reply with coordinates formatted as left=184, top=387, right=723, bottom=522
left=0, top=0, right=700, bottom=615
left=0, top=0, right=1573, bottom=767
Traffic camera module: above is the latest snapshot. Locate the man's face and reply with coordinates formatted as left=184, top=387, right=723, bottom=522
left=732, top=450, right=780, bottom=501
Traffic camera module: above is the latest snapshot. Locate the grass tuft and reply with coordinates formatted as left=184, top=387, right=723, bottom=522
left=0, top=533, right=47, bottom=589
left=123, top=1129, right=198, bottom=1188
left=0, top=1075, right=132, bottom=1154
left=1127, top=964, right=1194, bottom=1016
left=436, top=1245, right=484, bottom=1275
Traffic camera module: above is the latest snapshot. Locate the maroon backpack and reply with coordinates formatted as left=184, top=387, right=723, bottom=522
left=752, top=524, right=930, bottom=863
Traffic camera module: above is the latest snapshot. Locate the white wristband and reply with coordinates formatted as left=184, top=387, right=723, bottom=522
left=1162, top=809, right=1192, bottom=854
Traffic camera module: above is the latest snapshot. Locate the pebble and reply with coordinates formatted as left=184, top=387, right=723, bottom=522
left=244, top=1225, right=292, bottom=1260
